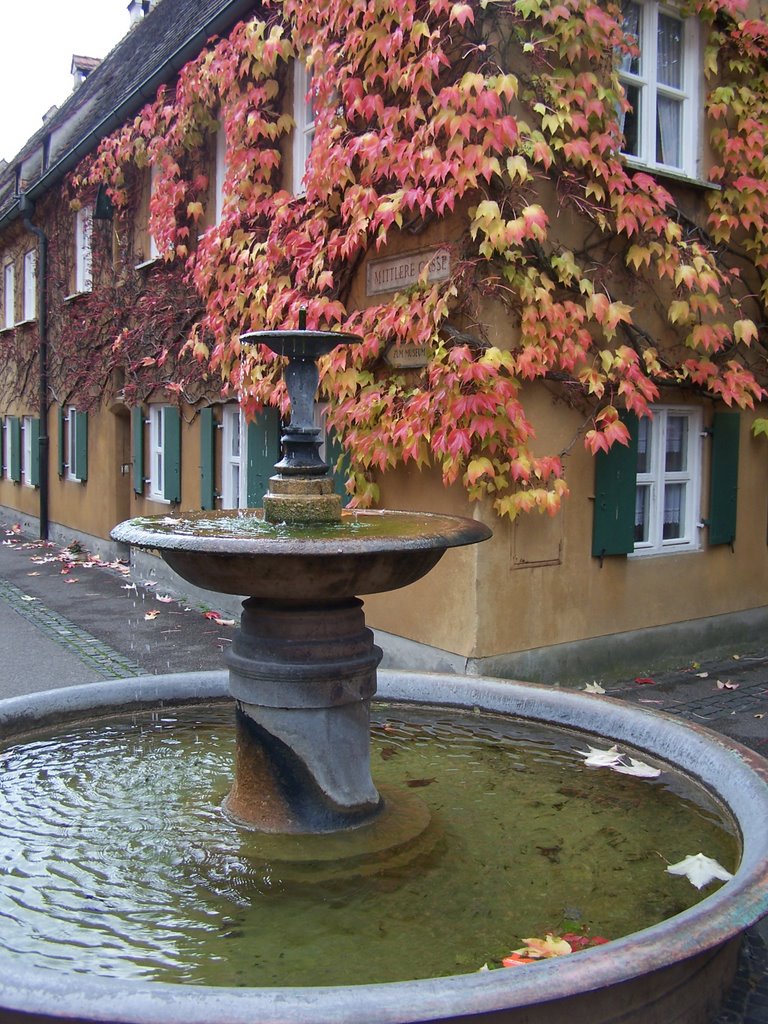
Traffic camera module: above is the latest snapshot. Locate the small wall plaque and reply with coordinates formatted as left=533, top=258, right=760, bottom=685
left=366, top=248, right=450, bottom=296
left=384, top=343, right=431, bottom=368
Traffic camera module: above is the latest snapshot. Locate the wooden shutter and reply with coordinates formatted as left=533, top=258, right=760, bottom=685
left=246, top=407, right=281, bottom=507
left=708, top=412, right=740, bottom=547
left=8, top=417, right=21, bottom=483
left=326, top=428, right=350, bottom=506
left=29, top=418, right=40, bottom=487
left=163, top=406, right=181, bottom=503
left=199, top=406, right=216, bottom=510
left=591, top=412, right=638, bottom=559
left=74, top=411, right=88, bottom=482
left=131, top=407, right=145, bottom=495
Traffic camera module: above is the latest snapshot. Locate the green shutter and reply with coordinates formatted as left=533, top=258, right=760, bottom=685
left=30, top=418, right=40, bottom=487
left=8, top=417, right=21, bottom=483
left=708, top=412, right=740, bottom=547
left=327, top=428, right=351, bottom=506
left=163, top=406, right=181, bottom=503
left=591, top=411, right=638, bottom=559
left=57, top=406, right=66, bottom=476
left=74, top=411, right=88, bottom=482
left=200, top=406, right=216, bottom=510
left=132, top=407, right=145, bottom=494
left=246, top=407, right=281, bottom=507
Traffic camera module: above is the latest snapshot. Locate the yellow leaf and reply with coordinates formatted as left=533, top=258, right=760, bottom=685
left=668, top=300, right=690, bottom=325
left=733, top=318, right=758, bottom=345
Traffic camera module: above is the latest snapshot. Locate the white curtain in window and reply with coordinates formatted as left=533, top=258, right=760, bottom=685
left=663, top=482, right=684, bottom=536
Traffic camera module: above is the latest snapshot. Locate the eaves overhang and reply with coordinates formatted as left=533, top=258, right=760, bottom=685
left=0, top=0, right=258, bottom=233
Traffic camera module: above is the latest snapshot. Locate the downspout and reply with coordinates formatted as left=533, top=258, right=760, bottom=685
left=19, top=194, right=49, bottom=541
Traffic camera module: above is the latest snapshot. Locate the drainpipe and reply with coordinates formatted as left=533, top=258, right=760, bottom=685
left=19, top=194, right=49, bottom=541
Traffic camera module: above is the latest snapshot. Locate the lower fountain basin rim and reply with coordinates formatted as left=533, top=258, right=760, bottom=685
left=0, top=668, right=766, bottom=1024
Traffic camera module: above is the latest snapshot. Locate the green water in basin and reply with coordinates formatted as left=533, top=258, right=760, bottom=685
left=0, top=703, right=738, bottom=987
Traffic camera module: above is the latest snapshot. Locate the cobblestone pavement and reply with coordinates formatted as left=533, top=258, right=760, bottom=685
left=0, top=513, right=766, bottom=1020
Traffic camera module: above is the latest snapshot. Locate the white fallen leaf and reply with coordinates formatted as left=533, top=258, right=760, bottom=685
left=716, top=680, right=739, bottom=690
left=611, top=756, right=661, bottom=779
left=144, top=610, right=160, bottom=621
left=584, top=682, right=606, bottom=694
left=666, top=853, right=733, bottom=890
left=121, top=583, right=137, bottom=591
left=577, top=744, right=623, bottom=767
left=156, top=595, right=175, bottom=603
left=695, top=672, right=709, bottom=678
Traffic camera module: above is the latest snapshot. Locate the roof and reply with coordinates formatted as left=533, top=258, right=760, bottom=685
left=0, top=0, right=257, bottom=230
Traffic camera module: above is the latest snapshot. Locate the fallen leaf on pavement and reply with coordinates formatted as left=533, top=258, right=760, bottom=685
left=156, top=595, right=175, bottom=603
left=695, top=672, right=709, bottom=678
left=144, top=610, right=160, bottom=621
left=634, top=677, right=655, bottom=685
left=63, top=578, right=80, bottom=584
left=584, top=682, right=605, bottom=694
left=716, top=680, right=739, bottom=690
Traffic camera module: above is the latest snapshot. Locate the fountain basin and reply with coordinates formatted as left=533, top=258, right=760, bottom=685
left=111, top=510, right=491, bottom=601
left=0, top=669, right=765, bottom=1024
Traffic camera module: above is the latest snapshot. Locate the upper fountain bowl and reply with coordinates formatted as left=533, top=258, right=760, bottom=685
left=111, top=509, right=491, bottom=603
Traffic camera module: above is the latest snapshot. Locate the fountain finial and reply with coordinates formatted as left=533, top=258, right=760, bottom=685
left=240, top=324, right=361, bottom=525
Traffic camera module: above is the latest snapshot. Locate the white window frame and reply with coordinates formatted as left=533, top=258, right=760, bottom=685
left=148, top=164, right=161, bottom=260
left=618, top=0, right=700, bottom=179
left=22, top=416, right=34, bottom=486
left=214, top=126, right=227, bottom=225
left=292, top=61, right=316, bottom=195
left=64, top=406, right=85, bottom=482
left=3, top=260, right=15, bottom=329
left=148, top=405, right=168, bottom=501
left=3, top=420, right=12, bottom=480
left=74, top=206, right=93, bottom=293
left=22, top=250, right=36, bottom=322
left=631, top=405, right=703, bottom=557
left=221, top=404, right=247, bottom=508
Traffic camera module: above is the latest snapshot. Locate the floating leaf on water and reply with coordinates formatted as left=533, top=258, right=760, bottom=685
left=577, top=744, right=623, bottom=767
left=611, top=757, right=661, bottom=779
left=666, top=853, right=734, bottom=890
left=144, top=610, right=160, bottom=621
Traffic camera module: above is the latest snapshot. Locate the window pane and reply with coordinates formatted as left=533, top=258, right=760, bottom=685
left=634, top=484, right=650, bottom=542
left=657, top=13, right=683, bottom=88
left=621, top=2, right=642, bottom=75
left=662, top=482, right=685, bottom=539
left=636, top=417, right=651, bottom=474
left=665, top=415, right=688, bottom=472
left=230, top=416, right=241, bottom=459
left=621, top=84, right=642, bottom=156
left=656, top=95, right=682, bottom=166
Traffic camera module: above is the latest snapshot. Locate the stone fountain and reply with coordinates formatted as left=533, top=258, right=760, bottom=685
left=0, top=327, right=765, bottom=1024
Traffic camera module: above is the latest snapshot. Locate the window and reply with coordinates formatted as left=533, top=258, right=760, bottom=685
left=3, top=417, right=20, bottom=481
left=213, top=127, right=227, bottom=225
left=221, top=404, right=246, bottom=508
left=145, top=405, right=180, bottom=503
left=219, top=404, right=281, bottom=509
left=592, top=408, right=740, bottom=558
left=292, top=61, right=316, bottom=195
left=3, top=260, right=15, bottom=329
left=633, top=407, right=702, bottom=555
left=22, top=250, right=36, bottom=322
left=618, top=0, right=699, bottom=177
left=61, top=406, right=88, bottom=482
left=74, top=206, right=93, bottom=292
left=148, top=165, right=161, bottom=260
left=20, top=416, right=40, bottom=487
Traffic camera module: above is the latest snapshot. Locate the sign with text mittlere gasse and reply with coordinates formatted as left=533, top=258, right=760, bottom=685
left=366, top=248, right=451, bottom=296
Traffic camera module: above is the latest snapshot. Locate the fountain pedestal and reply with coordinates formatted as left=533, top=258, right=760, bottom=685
left=224, top=598, right=382, bottom=832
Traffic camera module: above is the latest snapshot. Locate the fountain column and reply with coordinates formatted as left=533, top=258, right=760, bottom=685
left=224, top=328, right=383, bottom=833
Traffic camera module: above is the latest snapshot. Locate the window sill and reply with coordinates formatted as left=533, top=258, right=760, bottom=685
left=623, top=157, right=720, bottom=192
left=135, top=257, right=162, bottom=271
left=15, top=318, right=36, bottom=328
left=0, top=325, right=15, bottom=335
left=63, top=291, right=91, bottom=303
